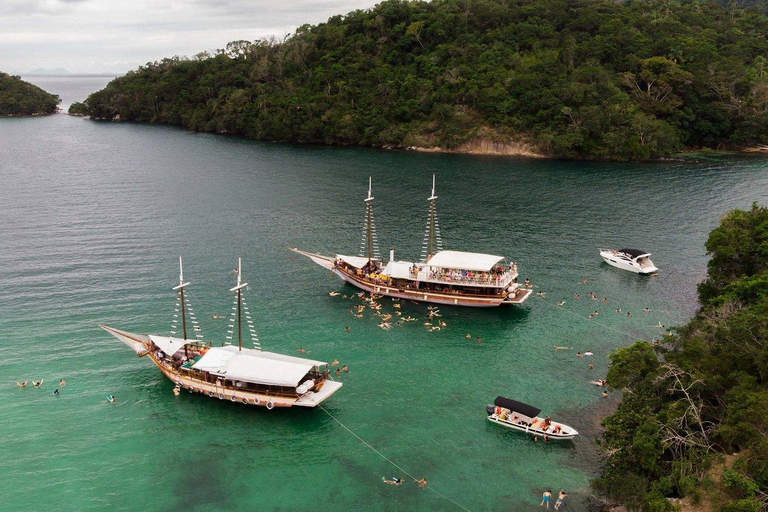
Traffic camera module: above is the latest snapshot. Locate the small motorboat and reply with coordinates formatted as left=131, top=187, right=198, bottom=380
left=485, top=396, right=578, bottom=440
left=599, top=248, right=658, bottom=274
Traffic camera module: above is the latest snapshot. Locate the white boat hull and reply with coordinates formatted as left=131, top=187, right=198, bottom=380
left=599, top=250, right=658, bottom=274
left=487, top=414, right=578, bottom=440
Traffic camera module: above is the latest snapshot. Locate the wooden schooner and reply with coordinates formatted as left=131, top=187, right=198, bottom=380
left=100, top=257, right=342, bottom=409
left=294, top=176, right=532, bottom=307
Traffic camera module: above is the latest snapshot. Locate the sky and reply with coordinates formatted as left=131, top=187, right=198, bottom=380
left=1, top=0, right=379, bottom=74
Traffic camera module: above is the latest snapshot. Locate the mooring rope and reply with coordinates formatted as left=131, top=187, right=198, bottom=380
left=319, top=405, right=472, bottom=512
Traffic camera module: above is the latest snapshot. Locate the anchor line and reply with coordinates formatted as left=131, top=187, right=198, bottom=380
left=318, top=405, right=471, bottom=512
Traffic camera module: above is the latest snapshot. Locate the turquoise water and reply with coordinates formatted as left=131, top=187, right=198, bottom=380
left=2, top=76, right=768, bottom=511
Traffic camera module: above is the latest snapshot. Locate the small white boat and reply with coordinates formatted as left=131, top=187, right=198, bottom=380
left=485, top=396, right=578, bottom=440
left=599, top=248, right=658, bottom=274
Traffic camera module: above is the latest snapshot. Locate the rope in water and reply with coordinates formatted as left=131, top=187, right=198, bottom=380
left=534, top=294, right=659, bottom=340
left=318, top=405, right=472, bottom=512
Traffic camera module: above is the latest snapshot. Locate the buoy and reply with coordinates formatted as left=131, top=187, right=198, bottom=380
left=266, top=400, right=275, bottom=410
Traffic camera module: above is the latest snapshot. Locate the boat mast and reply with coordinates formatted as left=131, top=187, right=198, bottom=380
left=421, top=174, right=443, bottom=262
left=172, top=255, right=191, bottom=340
left=359, top=177, right=381, bottom=261
left=229, top=256, right=248, bottom=351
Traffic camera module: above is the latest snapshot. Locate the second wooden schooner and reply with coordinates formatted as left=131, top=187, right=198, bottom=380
left=294, top=176, right=532, bottom=307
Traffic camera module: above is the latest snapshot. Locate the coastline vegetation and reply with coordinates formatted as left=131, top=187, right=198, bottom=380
left=595, top=203, right=768, bottom=511
left=73, top=0, right=768, bottom=160
left=0, top=72, right=60, bottom=116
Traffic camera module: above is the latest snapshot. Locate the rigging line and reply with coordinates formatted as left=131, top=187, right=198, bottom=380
left=318, top=405, right=472, bottom=512
left=535, top=295, right=654, bottom=340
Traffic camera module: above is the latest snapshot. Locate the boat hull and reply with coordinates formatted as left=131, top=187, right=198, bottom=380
left=100, top=325, right=341, bottom=408
left=292, top=249, right=532, bottom=307
left=486, top=414, right=578, bottom=440
left=599, top=252, right=658, bottom=274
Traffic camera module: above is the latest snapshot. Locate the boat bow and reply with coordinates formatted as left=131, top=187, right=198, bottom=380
left=99, top=324, right=150, bottom=355
left=291, top=248, right=335, bottom=270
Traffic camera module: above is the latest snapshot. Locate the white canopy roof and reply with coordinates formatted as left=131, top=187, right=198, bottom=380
left=149, top=335, right=193, bottom=356
left=383, top=261, right=414, bottom=279
left=426, top=250, right=504, bottom=271
left=191, top=346, right=326, bottom=387
left=337, top=254, right=371, bottom=269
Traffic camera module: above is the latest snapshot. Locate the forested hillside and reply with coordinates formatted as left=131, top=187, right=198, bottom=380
left=596, top=204, right=768, bottom=511
left=74, top=0, right=768, bottom=160
left=0, top=73, right=60, bottom=116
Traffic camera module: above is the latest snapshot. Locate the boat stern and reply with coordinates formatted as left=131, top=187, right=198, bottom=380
left=293, top=380, right=343, bottom=407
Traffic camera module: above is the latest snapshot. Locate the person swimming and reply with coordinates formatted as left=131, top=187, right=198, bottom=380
left=173, top=386, right=180, bottom=396
left=33, top=379, right=43, bottom=388
left=297, top=348, right=306, bottom=353
left=557, top=301, right=565, bottom=306
left=416, top=478, right=427, bottom=488
left=331, top=359, right=339, bottom=366
left=107, top=395, right=116, bottom=403
left=59, top=379, right=66, bottom=387
left=584, top=351, right=594, bottom=356
left=465, top=333, right=472, bottom=339
left=52, top=389, right=59, bottom=396
left=16, top=380, right=28, bottom=388
left=342, top=365, right=349, bottom=373
left=382, top=477, right=402, bottom=485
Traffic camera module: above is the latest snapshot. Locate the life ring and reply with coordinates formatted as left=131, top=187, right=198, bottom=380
left=266, top=400, right=275, bottom=410
left=252, top=398, right=260, bottom=405
left=230, top=395, right=236, bottom=402
left=218, top=394, right=224, bottom=400
left=242, top=398, right=248, bottom=404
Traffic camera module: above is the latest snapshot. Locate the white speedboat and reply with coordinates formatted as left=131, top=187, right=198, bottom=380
left=599, top=248, right=658, bottom=274
left=485, top=396, right=578, bottom=440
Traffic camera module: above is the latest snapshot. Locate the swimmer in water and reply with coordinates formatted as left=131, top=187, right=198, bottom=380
left=476, top=336, right=483, bottom=343
left=59, top=379, right=66, bottom=387
left=574, top=293, right=581, bottom=299
left=584, top=351, right=594, bottom=356
left=297, top=348, right=306, bottom=353
left=343, top=326, right=350, bottom=333
left=588, top=314, right=593, bottom=319
left=173, top=386, right=180, bottom=396
left=593, top=310, right=599, bottom=316
left=616, top=308, right=622, bottom=313
left=465, top=333, right=472, bottom=339
left=602, top=390, right=609, bottom=398
left=589, top=363, right=594, bottom=370
left=335, top=368, right=341, bottom=376
left=627, top=312, right=632, bottom=317
left=331, top=359, right=339, bottom=366
left=416, top=478, right=427, bottom=488
left=107, top=395, right=116, bottom=403
left=581, top=279, right=588, bottom=284
left=554, top=346, right=570, bottom=351
left=602, top=297, right=607, bottom=303
left=16, top=380, right=28, bottom=388
left=33, top=379, right=43, bottom=388
left=557, top=301, right=565, bottom=306
left=342, top=365, right=349, bottom=373
left=382, top=477, right=402, bottom=486
left=52, top=389, right=59, bottom=396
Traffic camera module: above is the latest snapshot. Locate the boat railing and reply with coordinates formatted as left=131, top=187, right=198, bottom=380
left=418, top=270, right=517, bottom=288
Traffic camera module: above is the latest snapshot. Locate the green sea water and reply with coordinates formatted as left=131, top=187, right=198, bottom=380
left=2, top=76, right=768, bottom=511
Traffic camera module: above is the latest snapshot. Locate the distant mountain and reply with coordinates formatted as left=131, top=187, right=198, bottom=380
left=26, top=68, right=71, bottom=75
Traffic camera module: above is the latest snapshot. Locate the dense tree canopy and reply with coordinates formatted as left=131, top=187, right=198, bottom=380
left=0, top=73, right=60, bottom=116
left=595, top=203, right=768, bottom=511
left=75, top=0, right=768, bottom=159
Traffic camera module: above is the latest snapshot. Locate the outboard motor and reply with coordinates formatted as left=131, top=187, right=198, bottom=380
left=485, top=405, right=495, bottom=416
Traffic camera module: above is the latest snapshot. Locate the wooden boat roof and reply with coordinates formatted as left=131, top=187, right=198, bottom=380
left=427, top=250, right=504, bottom=271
